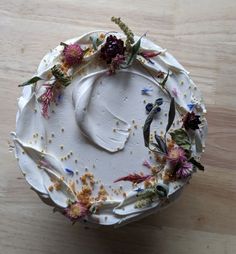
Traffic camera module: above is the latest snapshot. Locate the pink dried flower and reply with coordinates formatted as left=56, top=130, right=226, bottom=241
left=108, top=54, right=125, bottom=74
left=63, top=43, right=83, bottom=67
left=141, top=51, right=161, bottom=58
left=143, top=160, right=152, bottom=169
left=41, top=84, right=61, bottom=118
left=167, top=147, right=186, bottom=165
left=65, top=201, right=88, bottom=221
left=176, top=161, right=193, bottom=179
left=172, top=87, right=178, bottom=98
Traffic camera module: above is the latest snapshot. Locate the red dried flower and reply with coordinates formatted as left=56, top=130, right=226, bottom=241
left=114, top=173, right=151, bottom=184
left=63, top=43, right=83, bottom=67
left=101, top=35, right=125, bottom=64
left=183, top=112, right=201, bottom=130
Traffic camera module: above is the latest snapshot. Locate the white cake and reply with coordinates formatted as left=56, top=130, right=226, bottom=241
left=12, top=17, right=207, bottom=227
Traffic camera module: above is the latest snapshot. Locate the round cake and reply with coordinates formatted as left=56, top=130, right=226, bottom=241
left=11, top=17, right=207, bottom=227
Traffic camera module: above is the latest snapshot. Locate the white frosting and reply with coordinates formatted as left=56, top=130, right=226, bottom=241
left=12, top=31, right=207, bottom=226
left=73, top=70, right=131, bottom=152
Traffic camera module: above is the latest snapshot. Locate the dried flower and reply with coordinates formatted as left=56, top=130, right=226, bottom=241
left=51, top=65, right=71, bottom=87
left=40, top=84, right=61, bottom=118
left=141, top=87, right=153, bottom=95
left=167, top=146, right=186, bottom=165
left=114, top=173, right=151, bottom=184
left=101, top=35, right=125, bottom=64
left=65, top=201, right=88, bottom=221
left=63, top=43, right=83, bottom=67
left=65, top=168, right=74, bottom=176
left=141, top=51, right=161, bottom=58
left=111, top=16, right=134, bottom=50
left=183, top=112, right=201, bottom=130
left=145, top=103, right=161, bottom=113
left=108, top=54, right=125, bottom=74
left=172, top=87, right=178, bottom=98
left=176, top=161, right=193, bottom=178
left=143, top=160, right=152, bottom=169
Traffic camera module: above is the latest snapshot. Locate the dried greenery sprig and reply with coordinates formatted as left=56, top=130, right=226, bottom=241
left=111, top=16, right=134, bottom=50
left=51, top=65, right=71, bottom=87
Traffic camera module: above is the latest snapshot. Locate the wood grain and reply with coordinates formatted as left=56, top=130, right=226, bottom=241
left=1, top=0, right=236, bottom=253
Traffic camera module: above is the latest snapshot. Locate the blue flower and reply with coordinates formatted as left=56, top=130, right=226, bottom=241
left=145, top=99, right=162, bottom=113
left=141, top=87, right=153, bottom=95
left=145, top=103, right=154, bottom=113
left=134, top=187, right=144, bottom=193
left=155, top=98, right=163, bottom=106
left=65, top=168, right=74, bottom=176
left=187, top=103, right=195, bottom=111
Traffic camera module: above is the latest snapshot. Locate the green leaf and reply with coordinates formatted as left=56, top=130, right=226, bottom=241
left=89, top=35, right=103, bottom=51
left=60, top=42, right=68, bottom=48
left=170, top=128, right=191, bottom=150
left=18, top=76, right=42, bottom=87
left=154, top=134, right=168, bottom=154
left=150, top=143, right=165, bottom=154
left=189, top=157, right=205, bottom=171
left=127, top=37, right=141, bottom=65
left=121, top=36, right=142, bottom=68
left=195, top=132, right=203, bottom=153
left=143, top=104, right=159, bottom=147
left=160, top=70, right=169, bottom=88
left=166, top=97, right=176, bottom=134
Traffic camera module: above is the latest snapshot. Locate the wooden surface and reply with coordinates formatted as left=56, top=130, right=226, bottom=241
left=1, top=0, right=236, bottom=253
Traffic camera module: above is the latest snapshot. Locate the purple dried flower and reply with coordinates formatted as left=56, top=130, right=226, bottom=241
left=176, top=161, right=193, bottom=178
left=167, top=147, right=186, bottom=165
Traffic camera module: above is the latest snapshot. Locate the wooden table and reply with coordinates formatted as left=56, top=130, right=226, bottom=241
left=1, top=0, right=236, bottom=253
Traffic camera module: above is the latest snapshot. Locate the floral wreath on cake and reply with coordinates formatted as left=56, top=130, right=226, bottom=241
left=18, top=17, right=205, bottom=223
